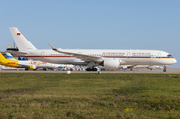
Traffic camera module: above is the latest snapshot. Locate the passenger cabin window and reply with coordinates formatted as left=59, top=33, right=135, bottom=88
left=167, top=54, right=172, bottom=57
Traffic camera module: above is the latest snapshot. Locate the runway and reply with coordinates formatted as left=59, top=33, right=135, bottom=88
left=0, top=68, right=180, bottom=74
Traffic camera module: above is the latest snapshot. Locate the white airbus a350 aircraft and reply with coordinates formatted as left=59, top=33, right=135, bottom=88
left=7, top=27, right=177, bottom=72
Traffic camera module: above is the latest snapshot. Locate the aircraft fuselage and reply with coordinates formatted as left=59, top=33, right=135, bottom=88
left=15, top=49, right=177, bottom=66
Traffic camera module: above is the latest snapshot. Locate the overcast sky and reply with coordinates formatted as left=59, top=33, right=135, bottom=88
left=0, top=0, right=179, bottom=67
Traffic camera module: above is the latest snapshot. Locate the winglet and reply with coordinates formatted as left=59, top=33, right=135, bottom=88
left=48, top=44, right=57, bottom=50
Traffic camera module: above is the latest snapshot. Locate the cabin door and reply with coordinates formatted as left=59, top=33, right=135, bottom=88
left=157, top=52, right=161, bottom=59
left=127, top=52, right=131, bottom=58
left=41, top=52, right=45, bottom=58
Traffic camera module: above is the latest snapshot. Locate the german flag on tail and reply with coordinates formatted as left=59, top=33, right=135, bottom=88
left=17, top=33, right=20, bottom=36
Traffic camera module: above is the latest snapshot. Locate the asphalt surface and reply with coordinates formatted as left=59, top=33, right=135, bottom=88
left=0, top=68, right=180, bottom=74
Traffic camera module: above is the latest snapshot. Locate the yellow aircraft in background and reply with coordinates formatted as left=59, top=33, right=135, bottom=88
left=0, top=53, right=74, bottom=70
left=0, top=53, right=19, bottom=68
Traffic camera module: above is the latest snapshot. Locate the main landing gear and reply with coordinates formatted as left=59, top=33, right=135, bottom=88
left=86, top=67, right=97, bottom=71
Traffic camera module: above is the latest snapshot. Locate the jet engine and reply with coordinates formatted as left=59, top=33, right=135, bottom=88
left=29, top=65, right=37, bottom=70
left=100, top=59, right=121, bottom=69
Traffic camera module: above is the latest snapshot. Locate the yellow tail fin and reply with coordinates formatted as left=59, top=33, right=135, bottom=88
left=0, top=53, right=7, bottom=61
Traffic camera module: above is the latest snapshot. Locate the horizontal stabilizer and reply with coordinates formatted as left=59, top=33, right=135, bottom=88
left=6, top=50, right=27, bottom=56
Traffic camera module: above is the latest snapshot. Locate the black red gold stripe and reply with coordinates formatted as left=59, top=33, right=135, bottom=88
left=23, top=56, right=174, bottom=59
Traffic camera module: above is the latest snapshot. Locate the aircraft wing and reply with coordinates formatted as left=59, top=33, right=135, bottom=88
left=121, top=65, right=135, bottom=69
left=18, top=62, right=37, bottom=70
left=48, top=44, right=103, bottom=62
left=17, top=62, right=30, bottom=68
left=18, top=64, right=30, bottom=68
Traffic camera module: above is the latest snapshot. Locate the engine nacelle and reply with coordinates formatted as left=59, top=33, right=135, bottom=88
left=100, top=59, right=121, bottom=69
left=29, top=65, right=37, bottom=70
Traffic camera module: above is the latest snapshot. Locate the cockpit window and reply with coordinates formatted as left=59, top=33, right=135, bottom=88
left=167, top=54, right=172, bottom=57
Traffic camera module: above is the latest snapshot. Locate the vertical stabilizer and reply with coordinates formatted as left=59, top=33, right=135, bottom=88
left=6, top=52, right=16, bottom=60
left=0, top=53, right=7, bottom=61
left=9, top=27, right=37, bottom=51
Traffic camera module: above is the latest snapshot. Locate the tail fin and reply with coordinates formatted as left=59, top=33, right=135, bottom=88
left=0, top=53, right=7, bottom=61
left=18, top=56, right=27, bottom=61
left=6, top=52, right=16, bottom=60
left=9, top=27, right=37, bottom=51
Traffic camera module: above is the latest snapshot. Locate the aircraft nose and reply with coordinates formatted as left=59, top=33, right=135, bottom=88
left=173, top=58, right=177, bottom=64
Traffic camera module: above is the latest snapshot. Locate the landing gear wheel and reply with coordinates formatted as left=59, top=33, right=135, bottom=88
left=92, top=68, right=97, bottom=71
left=86, top=67, right=97, bottom=71
left=86, top=67, right=92, bottom=71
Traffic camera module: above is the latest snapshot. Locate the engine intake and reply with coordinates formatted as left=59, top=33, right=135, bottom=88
left=29, top=65, right=37, bottom=70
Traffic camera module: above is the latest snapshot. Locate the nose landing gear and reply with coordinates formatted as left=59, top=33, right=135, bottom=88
left=163, top=66, right=167, bottom=72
